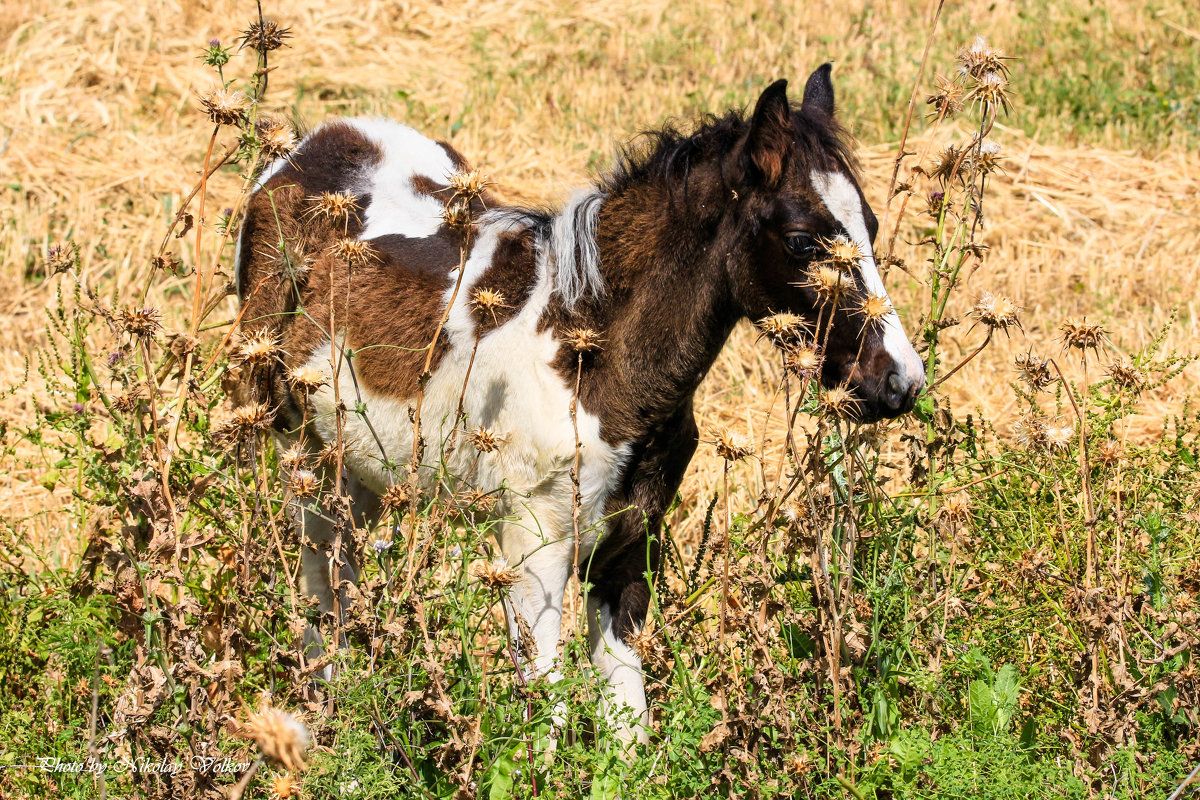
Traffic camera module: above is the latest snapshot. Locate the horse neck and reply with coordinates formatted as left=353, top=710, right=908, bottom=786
left=575, top=182, right=743, bottom=439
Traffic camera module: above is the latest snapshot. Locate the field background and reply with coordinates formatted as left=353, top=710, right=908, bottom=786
left=2, top=0, right=1200, bottom=797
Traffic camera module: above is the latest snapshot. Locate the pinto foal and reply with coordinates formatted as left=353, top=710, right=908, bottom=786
left=233, top=65, right=924, bottom=745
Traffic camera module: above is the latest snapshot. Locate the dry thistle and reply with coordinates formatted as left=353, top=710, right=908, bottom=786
left=278, top=444, right=306, bottom=471
left=235, top=330, right=281, bottom=365
left=957, top=36, right=1012, bottom=80
left=239, top=706, right=309, bottom=772
left=472, top=559, right=520, bottom=592
left=256, top=117, right=297, bottom=160
left=930, top=144, right=964, bottom=184
left=46, top=242, right=78, bottom=275
left=287, top=469, right=319, bottom=498
left=853, top=294, right=893, bottom=328
left=238, top=18, right=292, bottom=52
left=973, top=140, right=1004, bottom=175
left=711, top=429, right=753, bottom=462
left=118, top=307, right=162, bottom=340
left=112, top=385, right=147, bottom=414
left=926, top=74, right=965, bottom=120
left=936, top=492, right=972, bottom=526
left=1044, top=419, right=1075, bottom=452
left=624, top=626, right=664, bottom=665
left=563, top=327, right=604, bottom=353
left=380, top=484, right=410, bottom=512
left=1097, top=439, right=1125, bottom=467
left=471, top=287, right=508, bottom=321
left=818, top=384, right=861, bottom=419
left=442, top=200, right=472, bottom=229
left=784, top=344, right=823, bottom=378
left=1059, top=318, right=1107, bottom=355
left=967, top=70, right=1014, bottom=117
left=1105, top=359, right=1144, bottom=391
left=806, top=264, right=852, bottom=305
left=449, top=169, right=491, bottom=200
left=286, top=365, right=326, bottom=391
left=1014, top=351, right=1054, bottom=392
left=199, top=86, right=249, bottom=127
left=1012, top=414, right=1047, bottom=451
left=269, top=773, right=302, bottom=800
left=756, top=312, right=810, bottom=347
left=970, top=292, right=1022, bottom=334
left=328, top=237, right=375, bottom=266
left=821, top=234, right=864, bottom=268
left=468, top=426, right=503, bottom=453
left=307, top=191, right=359, bottom=224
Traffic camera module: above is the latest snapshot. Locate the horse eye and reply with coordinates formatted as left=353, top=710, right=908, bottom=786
left=784, top=233, right=817, bottom=259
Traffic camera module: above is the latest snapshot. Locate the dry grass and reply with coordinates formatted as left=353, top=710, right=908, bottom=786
left=2, top=0, right=1198, bottom=555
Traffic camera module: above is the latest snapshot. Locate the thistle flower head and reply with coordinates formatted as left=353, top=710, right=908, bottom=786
left=278, top=444, right=306, bottom=471
left=784, top=344, right=823, bottom=378
left=286, top=365, right=326, bottom=390
left=199, top=86, right=249, bottom=127
left=256, top=117, right=297, bottom=160
left=966, top=70, right=1013, bottom=117
left=624, top=626, right=663, bottom=665
left=1044, top=419, right=1075, bottom=452
left=1014, top=351, right=1054, bottom=392
left=821, top=234, right=864, bottom=268
left=468, top=426, right=503, bottom=453
left=970, top=292, right=1022, bottom=334
left=930, top=144, right=964, bottom=183
left=235, top=330, right=281, bottom=365
left=973, top=140, right=1004, bottom=175
left=287, top=469, right=319, bottom=498
left=307, top=191, right=359, bottom=223
left=238, top=18, right=292, bottom=53
left=756, top=312, right=810, bottom=347
left=449, top=169, right=491, bottom=200
left=1105, top=359, right=1144, bottom=391
left=854, top=294, right=893, bottom=328
left=711, top=429, right=753, bottom=462
left=118, top=306, right=162, bottom=339
left=239, top=706, right=309, bottom=772
left=472, top=558, right=520, bottom=592
left=936, top=492, right=972, bottom=526
left=806, top=264, right=852, bottom=304
left=328, top=237, right=375, bottom=266
left=442, top=201, right=472, bottom=230
left=1012, top=414, right=1047, bottom=451
left=818, top=384, right=861, bottom=419
left=269, top=773, right=302, bottom=799
left=46, top=242, right=78, bottom=275
left=380, top=484, right=410, bottom=512
left=926, top=74, right=965, bottom=120
left=563, top=327, right=604, bottom=353
left=1059, top=317, right=1107, bottom=354
left=471, top=287, right=508, bottom=320
left=1097, top=439, right=1125, bottom=467
left=957, top=36, right=1011, bottom=80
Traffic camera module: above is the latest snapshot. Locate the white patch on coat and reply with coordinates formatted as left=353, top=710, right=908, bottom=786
left=551, top=189, right=607, bottom=309
left=349, top=118, right=457, bottom=239
left=809, top=169, right=925, bottom=386
left=587, top=597, right=649, bottom=746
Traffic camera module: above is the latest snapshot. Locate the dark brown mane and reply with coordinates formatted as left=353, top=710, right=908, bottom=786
left=600, top=103, right=859, bottom=202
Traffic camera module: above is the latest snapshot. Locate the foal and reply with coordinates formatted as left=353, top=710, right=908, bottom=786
left=232, top=65, right=924, bottom=744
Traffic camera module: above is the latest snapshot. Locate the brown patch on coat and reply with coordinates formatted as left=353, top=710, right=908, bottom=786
left=437, top=140, right=471, bottom=172
left=411, top=174, right=448, bottom=198
left=470, top=227, right=539, bottom=336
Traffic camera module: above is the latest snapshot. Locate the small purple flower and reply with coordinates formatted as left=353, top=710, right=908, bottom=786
left=929, top=190, right=945, bottom=206
left=72, top=403, right=85, bottom=414
left=372, top=539, right=391, bottom=553
left=210, top=38, right=221, bottom=47
left=106, top=349, right=126, bottom=367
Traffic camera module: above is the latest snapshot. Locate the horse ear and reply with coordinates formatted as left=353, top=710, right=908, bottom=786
left=746, top=79, right=792, bottom=188
left=801, top=63, right=835, bottom=117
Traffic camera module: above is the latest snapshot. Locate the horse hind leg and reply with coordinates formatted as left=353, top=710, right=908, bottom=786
left=586, top=585, right=651, bottom=750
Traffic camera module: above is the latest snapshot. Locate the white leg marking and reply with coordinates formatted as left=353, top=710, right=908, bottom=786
left=587, top=596, right=649, bottom=747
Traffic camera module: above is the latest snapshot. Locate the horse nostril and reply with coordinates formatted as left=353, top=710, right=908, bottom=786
left=886, top=371, right=903, bottom=398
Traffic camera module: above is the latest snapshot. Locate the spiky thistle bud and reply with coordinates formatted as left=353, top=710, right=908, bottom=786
left=936, top=492, right=972, bottom=526
left=820, top=234, right=864, bottom=269
left=279, top=444, right=306, bottom=471
left=468, top=426, right=503, bottom=453
left=1014, top=351, right=1054, bottom=392
left=970, top=292, right=1022, bottom=334
left=756, top=312, right=810, bottom=347
left=472, top=558, right=520, bottom=592
left=287, top=469, right=319, bottom=498
left=784, top=344, right=823, bottom=378
left=711, top=429, right=753, bottom=462
left=449, top=169, right=491, bottom=201
left=269, top=773, right=302, bottom=799
left=807, top=265, right=852, bottom=305
left=46, top=242, right=79, bottom=275
left=442, top=201, right=472, bottom=230
left=1059, top=318, right=1107, bottom=355
left=1097, top=439, right=1125, bottom=467
left=235, top=330, right=281, bottom=365
left=199, top=86, right=249, bottom=127
left=307, top=191, right=359, bottom=224
left=966, top=70, right=1013, bottom=117
left=1044, top=419, right=1075, bottom=452
left=957, top=36, right=1011, bottom=80
left=926, top=74, right=965, bottom=120
left=818, top=384, right=861, bottom=419
left=380, top=484, right=409, bottom=512
left=118, top=307, right=163, bottom=340
left=328, top=237, right=375, bottom=266
left=853, top=294, right=893, bottom=328
left=930, top=144, right=964, bottom=184
left=238, top=706, right=309, bottom=772
left=286, top=365, right=326, bottom=391
left=1012, top=414, right=1047, bottom=451
left=1105, top=360, right=1144, bottom=391
left=563, top=327, right=604, bottom=353
left=256, top=117, right=297, bottom=160
left=238, top=18, right=292, bottom=53
left=471, top=287, right=508, bottom=322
